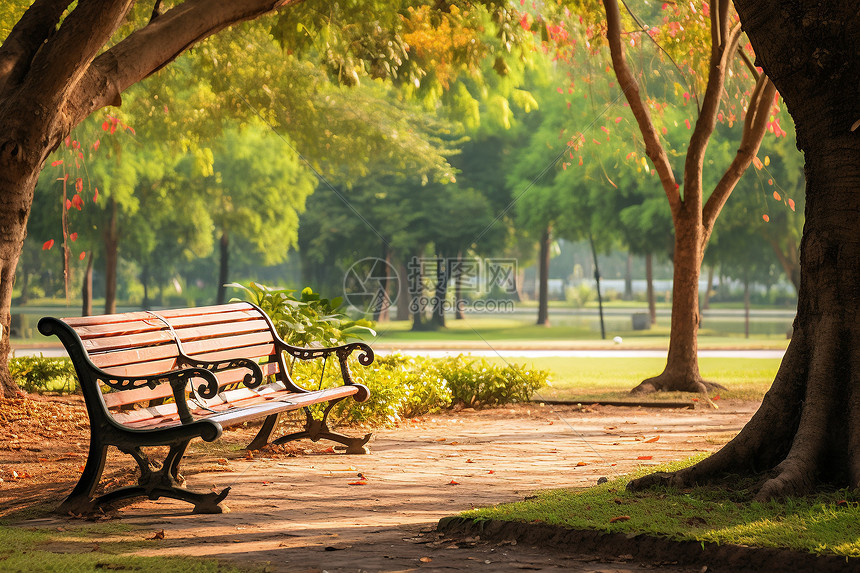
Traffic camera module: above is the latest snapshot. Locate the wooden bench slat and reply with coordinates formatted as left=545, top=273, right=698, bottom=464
left=82, top=330, right=176, bottom=353
left=159, top=309, right=263, bottom=329
left=171, top=319, right=272, bottom=344
left=89, top=344, right=181, bottom=370
left=155, top=302, right=254, bottom=319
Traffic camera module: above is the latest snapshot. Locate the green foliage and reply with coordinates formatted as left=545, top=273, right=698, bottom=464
left=323, top=353, right=549, bottom=425
left=437, top=355, right=548, bottom=407
left=8, top=355, right=77, bottom=394
left=227, top=282, right=375, bottom=346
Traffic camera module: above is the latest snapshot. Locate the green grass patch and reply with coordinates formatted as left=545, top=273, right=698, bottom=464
left=369, top=318, right=791, bottom=349
left=0, top=523, right=260, bottom=572
left=480, top=356, right=779, bottom=402
left=462, top=457, right=860, bottom=557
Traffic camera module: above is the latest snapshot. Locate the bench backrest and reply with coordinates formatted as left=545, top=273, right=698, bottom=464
left=58, top=302, right=286, bottom=412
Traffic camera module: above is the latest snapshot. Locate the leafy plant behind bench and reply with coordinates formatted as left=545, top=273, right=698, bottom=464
left=9, top=355, right=77, bottom=394
left=227, top=282, right=376, bottom=345
left=294, top=353, right=550, bottom=426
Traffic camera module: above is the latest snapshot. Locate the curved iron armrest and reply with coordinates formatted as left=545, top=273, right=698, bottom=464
left=277, top=340, right=374, bottom=388
left=175, top=356, right=265, bottom=391
left=37, top=317, right=220, bottom=427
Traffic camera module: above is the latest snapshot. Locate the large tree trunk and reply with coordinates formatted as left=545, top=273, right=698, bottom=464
left=536, top=226, right=550, bottom=327
left=629, top=0, right=860, bottom=499
left=632, top=209, right=723, bottom=393
left=103, top=197, right=119, bottom=314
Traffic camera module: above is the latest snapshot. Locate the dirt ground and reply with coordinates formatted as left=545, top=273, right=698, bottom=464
left=0, top=394, right=760, bottom=572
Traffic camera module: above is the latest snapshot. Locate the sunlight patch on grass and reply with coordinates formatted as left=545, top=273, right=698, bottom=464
left=463, top=457, right=860, bottom=557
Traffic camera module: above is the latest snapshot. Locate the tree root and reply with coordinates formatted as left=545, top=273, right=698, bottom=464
left=627, top=327, right=858, bottom=500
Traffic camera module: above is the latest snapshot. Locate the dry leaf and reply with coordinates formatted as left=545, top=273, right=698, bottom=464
left=576, top=462, right=587, bottom=467
left=609, top=516, right=630, bottom=523
left=637, top=456, right=653, bottom=460
left=448, top=479, right=460, bottom=485
left=643, top=436, right=660, bottom=443
left=348, top=479, right=368, bottom=486
left=419, top=557, right=433, bottom=563
left=149, top=530, right=165, bottom=540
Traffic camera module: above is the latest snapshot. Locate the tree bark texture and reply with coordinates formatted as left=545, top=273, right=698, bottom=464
left=536, top=226, right=550, bottom=327
left=629, top=0, right=860, bottom=498
left=0, top=0, right=296, bottom=397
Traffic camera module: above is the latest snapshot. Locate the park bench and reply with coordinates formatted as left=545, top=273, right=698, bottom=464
left=38, top=302, right=374, bottom=514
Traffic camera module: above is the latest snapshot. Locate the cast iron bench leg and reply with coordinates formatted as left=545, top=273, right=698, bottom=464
left=269, top=404, right=372, bottom=454
left=58, top=438, right=108, bottom=515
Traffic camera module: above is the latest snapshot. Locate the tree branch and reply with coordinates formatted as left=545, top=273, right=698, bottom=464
left=0, top=0, right=74, bottom=94
left=18, top=0, right=133, bottom=110
left=682, top=19, right=743, bottom=204
left=603, top=0, right=679, bottom=213
left=701, top=75, right=777, bottom=243
left=67, top=0, right=298, bottom=128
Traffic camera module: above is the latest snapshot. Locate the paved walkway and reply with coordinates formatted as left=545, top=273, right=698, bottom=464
left=27, top=402, right=758, bottom=572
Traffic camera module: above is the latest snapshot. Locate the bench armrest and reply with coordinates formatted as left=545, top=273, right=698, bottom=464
left=277, top=341, right=374, bottom=388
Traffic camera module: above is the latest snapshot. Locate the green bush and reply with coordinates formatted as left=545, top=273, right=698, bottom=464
left=8, top=355, right=78, bottom=394
left=308, top=353, right=549, bottom=426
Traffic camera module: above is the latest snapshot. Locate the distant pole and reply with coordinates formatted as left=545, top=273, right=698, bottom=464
left=589, top=233, right=606, bottom=340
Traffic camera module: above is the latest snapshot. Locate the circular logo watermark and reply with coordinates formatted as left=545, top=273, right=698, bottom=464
left=343, top=257, right=400, bottom=316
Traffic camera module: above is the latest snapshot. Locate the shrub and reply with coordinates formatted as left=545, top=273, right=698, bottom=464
left=9, top=355, right=77, bottom=394
left=227, top=282, right=375, bottom=346
left=309, top=353, right=549, bottom=426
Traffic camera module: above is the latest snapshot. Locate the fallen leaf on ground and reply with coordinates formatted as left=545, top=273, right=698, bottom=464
left=637, top=456, right=653, bottom=460
left=576, top=462, right=587, bottom=467
left=419, top=557, right=433, bottom=563
left=448, top=479, right=460, bottom=485
left=488, top=470, right=495, bottom=474
left=609, top=516, right=630, bottom=523
left=348, top=479, right=368, bottom=486
left=465, top=459, right=474, bottom=463
left=148, top=530, right=165, bottom=540
left=448, top=441, right=460, bottom=446
left=323, top=447, right=335, bottom=453
left=643, top=436, right=660, bottom=443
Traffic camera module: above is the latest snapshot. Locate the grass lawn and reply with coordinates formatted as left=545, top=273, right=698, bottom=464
left=0, top=523, right=260, bottom=572
left=477, top=356, right=781, bottom=402
left=461, top=456, right=860, bottom=558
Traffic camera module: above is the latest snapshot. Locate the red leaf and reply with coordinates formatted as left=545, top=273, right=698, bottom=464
left=762, top=214, right=770, bottom=222
left=93, top=188, right=99, bottom=203
left=79, top=251, right=86, bottom=261
left=684, top=119, right=691, bottom=129
left=637, top=456, right=653, bottom=460
left=64, top=136, right=71, bottom=147
left=348, top=479, right=368, bottom=486
left=75, top=178, right=83, bottom=193
left=102, top=120, right=110, bottom=131
left=93, top=139, right=100, bottom=151
left=609, top=515, right=630, bottom=523
left=773, top=191, right=781, bottom=201
left=788, top=198, right=795, bottom=211
left=70, top=232, right=78, bottom=242
left=65, top=199, right=72, bottom=210
left=72, top=194, right=83, bottom=210
left=643, top=436, right=660, bottom=443
left=323, top=446, right=335, bottom=453
left=51, top=159, right=63, bottom=167
left=42, top=239, right=54, bottom=250
left=448, top=479, right=460, bottom=485
left=753, top=156, right=763, bottom=170
left=615, top=117, right=623, bottom=123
